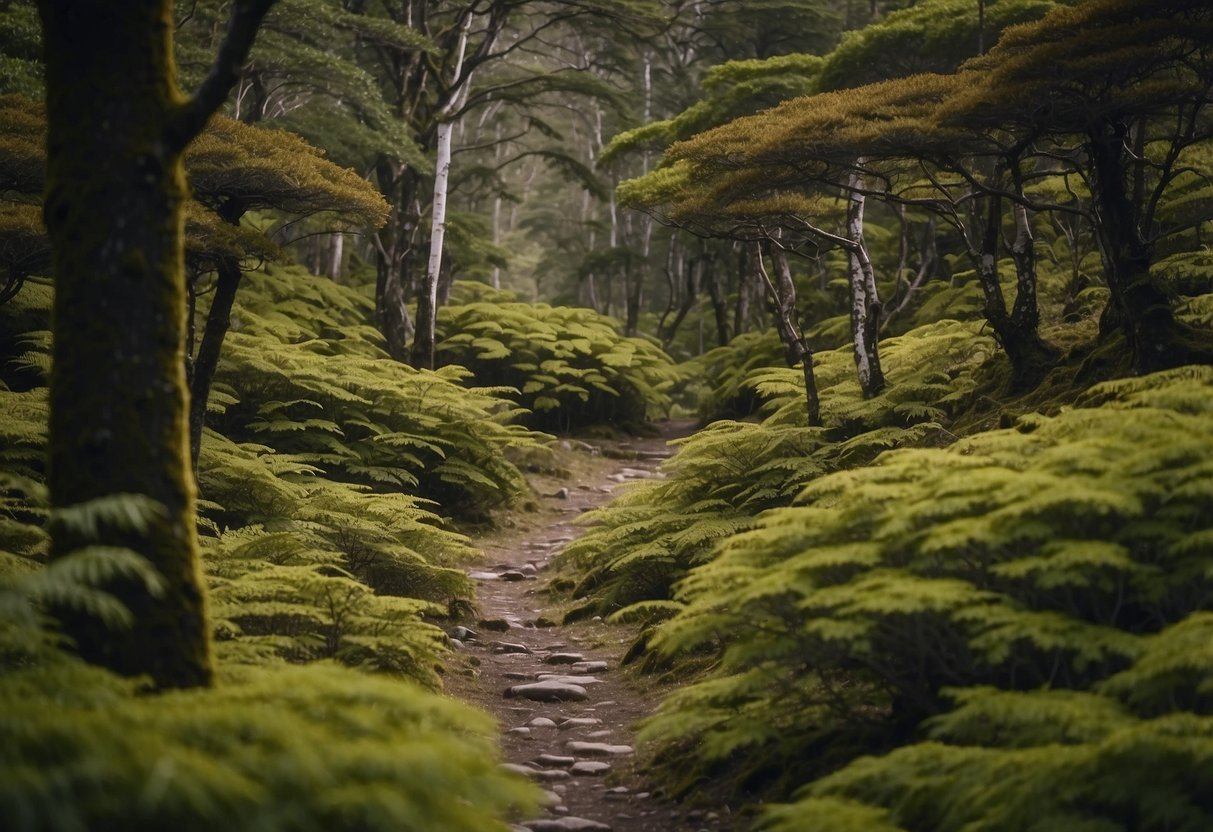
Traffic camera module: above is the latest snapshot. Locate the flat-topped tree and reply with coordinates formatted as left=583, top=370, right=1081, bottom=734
left=945, top=0, right=1213, bottom=372
left=184, top=117, right=389, bottom=472
left=36, top=0, right=276, bottom=689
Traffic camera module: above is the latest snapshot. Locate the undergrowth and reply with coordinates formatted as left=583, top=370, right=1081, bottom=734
left=435, top=283, right=678, bottom=433
left=636, top=365, right=1213, bottom=829
left=557, top=319, right=996, bottom=626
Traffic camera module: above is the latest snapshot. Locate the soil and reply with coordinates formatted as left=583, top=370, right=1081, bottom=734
left=444, top=421, right=740, bottom=832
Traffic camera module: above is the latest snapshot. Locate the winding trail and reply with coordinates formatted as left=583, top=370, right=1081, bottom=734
left=444, top=422, right=734, bottom=832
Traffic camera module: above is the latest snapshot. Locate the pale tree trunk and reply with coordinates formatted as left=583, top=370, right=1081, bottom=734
left=846, top=171, right=885, bottom=397
left=327, top=232, right=344, bottom=282
left=413, top=13, right=479, bottom=369
left=755, top=242, right=820, bottom=425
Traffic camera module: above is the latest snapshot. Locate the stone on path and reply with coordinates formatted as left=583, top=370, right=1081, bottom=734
left=528, top=717, right=559, bottom=729
left=523, top=819, right=612, bottom=832
left=564, top=741, right=634, bottom=757
left=571, top=661, right=609, bottom=673
left=469, top=571, right=501, bottom=580
left=492, top=641, right=532, bottom=655
left=557, top=717, right=602, bottom=730
left=537, top=674, right=603, bottom=686
left=500, top=570, right=529, bottom=582
left=534, top=754, right=575, bottom=767
left=543, top=653, right=586, bottom=665
left=479, top=618, right=511, bottom=631
left=570, top=760, right=611, bottom=776
left=450, top=625, right=478, bottom=641
left=505, top=681, right=589, bottom=702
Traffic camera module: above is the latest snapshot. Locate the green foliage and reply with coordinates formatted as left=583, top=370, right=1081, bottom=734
left=818, top=0, right=1063, bottom=91
left=557, top=320, right=994, bottom=623
left=628, top=365, right=1213, bottom=821
left=0, top=657, right=535, bottom=832
left=435, top=284, right=677, bottom=432
left=207, top=267, right=537, bottom=519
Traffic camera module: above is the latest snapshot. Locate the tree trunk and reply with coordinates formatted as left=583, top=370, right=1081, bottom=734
left=188, top=255, right=242, bottom=476
left=36, top=0, right=275, bottom=689
left=414, top=118, right=455, bottom=369
left=374, top=161, right=416, bottom=362
left=327, top=232, right=344, bottom=282
left=971, top=194, right=1056, bottom=390
left=1086, top=121, right=1192, bottom=373
left=760, top=243, right=821, bottom=426
left=845, top=175, right=884, bottom=397
left=705, top=254, right=730, bottom=346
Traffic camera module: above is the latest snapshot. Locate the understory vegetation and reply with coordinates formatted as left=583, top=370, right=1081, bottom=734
left=4, top=0, right=1213, bottom=829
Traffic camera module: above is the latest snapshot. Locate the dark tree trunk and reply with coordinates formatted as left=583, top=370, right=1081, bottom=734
left=704, top=253, right=731, bottom=346
left=36, top=0, right=274, bottom=689
left=374, top=160, right=416, bottom=362
left=188, top=255, right=242, bottom=476
left=1086, top=122, right=1199, bottom=373
left=971, top=194, right=1056, bottom=390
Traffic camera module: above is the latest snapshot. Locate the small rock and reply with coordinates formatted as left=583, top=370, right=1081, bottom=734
left=534, top=754, right=575, bottom=768
left=558, top=717, right=602, bottom=730
left=468, top=570, right=501, bottom=580
left=540, top=790, right=562, bottom=807
left=504, top=671, right=532, bottom=681
left=564, top=741, right=634, bottom=757
left=605, top=787, right=629, bottom=795
left=500, top=570, right=528, bottom=582
left=550, top=487, right=571, bottom=500
left=531, top=769, right=572, bottom=782
left=507, top=727, right=532, bottom=736
left=505, top=681, right=589, bottom=702
left=523, top=818, right=611, bottom=832
left=585, top=730, right=613, bottom=738
left=571, top=661, right=609, bottom=673
left=492, top=641, right=532, bottom=655
left=501, top=763, right=536, bottom=777
left=520, top=563, right=538, bottom=574
left=529, top=717, right=559, bottom=729
left=570, top=761, right=611, bottom=776
left=535, top=616, right=559, bottom=628
left=543, top=653, right=586, bottom=665
left=538, top=674, right=603, bottom=686
left=479, top=618, right=511, bottom=632
left=451, top=625, right=479, bottom=641
left=635, top=792, right=650, bottom=800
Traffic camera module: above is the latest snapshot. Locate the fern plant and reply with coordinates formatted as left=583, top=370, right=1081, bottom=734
left=204, top=266, right=539, bottom=520
left=634, top=365, right=1213, bottom=816
left=434, top=283, right=678, bottom=432
left=557, top=320, right=995, bottom=625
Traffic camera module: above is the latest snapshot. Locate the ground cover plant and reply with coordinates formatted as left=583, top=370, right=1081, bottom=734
left=435, top=283, right=678, bottom=433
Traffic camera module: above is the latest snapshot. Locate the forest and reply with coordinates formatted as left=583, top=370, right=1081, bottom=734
left=2, top=0, right=1212, bottom=830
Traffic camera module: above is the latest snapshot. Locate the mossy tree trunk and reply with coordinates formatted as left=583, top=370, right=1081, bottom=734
left=37, top=0, right=275, bottom=690
left=845, top=172, right=885, bottom=398
left=761, top=242, right=821, bottom=426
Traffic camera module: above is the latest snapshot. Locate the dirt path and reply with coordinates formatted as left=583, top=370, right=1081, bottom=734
left=444, top=422, right=736, bottom=832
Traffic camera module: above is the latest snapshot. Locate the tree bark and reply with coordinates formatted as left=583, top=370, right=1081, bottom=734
left=845, top=174, right=884, bottom=397
left=759, top=242, right=821, bottom=426
left=1086, top=121, right=1192, bottom=373
left=705, top=253, right=730, bottom=347
left=37, top=0, right=274, bottom=689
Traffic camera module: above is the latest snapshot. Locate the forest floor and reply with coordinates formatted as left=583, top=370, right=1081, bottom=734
left=444, top=420, right=739, bottom=832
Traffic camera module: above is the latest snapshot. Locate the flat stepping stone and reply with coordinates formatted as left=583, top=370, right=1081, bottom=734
left=500, top=570, right=529, bottom=581
left=543, top=653, right=586, bottom=665
left=479, top=618, right=511, bottom=631
left=469, top=571, right=502, bottom=580
left=534, top=754, right=575, bottom=768
left=528, top=717, right=559, bottom=729
left=501, top=763, right=535, bottom=777
left=565, top=741, right=634, bottom=757
left=570, top=761, right=611, bottom=776
left=492, top=641, right=532, bottom=654
left=504, top=671, right=531, bottom=681
left=571, top=661, right=609, bottom=673
left=531, top=769, right=572, bottom=782
left=523, top=819, right=611, bottom=832
left=557, top=717, right=602, bottom=730
left=505, top=681, right=589, bottom=702
left=537, top=674, right=603, bottom=686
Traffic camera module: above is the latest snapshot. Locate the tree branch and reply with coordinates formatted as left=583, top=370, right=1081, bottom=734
left=168, top=0, right=278, bottom=152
